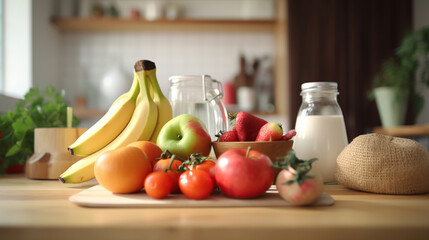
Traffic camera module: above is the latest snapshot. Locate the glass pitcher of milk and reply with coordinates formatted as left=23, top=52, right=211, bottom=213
left=293, top=82, right=348, bottom=183
left=169, top=75, right=229, bottom=141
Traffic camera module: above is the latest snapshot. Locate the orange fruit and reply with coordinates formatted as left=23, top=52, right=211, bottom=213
left=128, top=141, right=163, bottom=166
left=94, top=146, right=152, bottom=194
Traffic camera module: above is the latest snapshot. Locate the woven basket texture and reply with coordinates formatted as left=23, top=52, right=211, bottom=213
left=335, top=133, right=429, bottom=194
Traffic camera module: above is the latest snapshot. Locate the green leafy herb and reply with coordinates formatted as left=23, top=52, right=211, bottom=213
left=0, top=86, right=80, bottom=174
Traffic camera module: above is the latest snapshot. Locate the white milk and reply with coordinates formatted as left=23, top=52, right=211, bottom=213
left=293, top=115, right=348, bottom=183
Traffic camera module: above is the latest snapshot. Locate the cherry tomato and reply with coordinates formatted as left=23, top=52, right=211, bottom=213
left=144, top=171, right=173, bottom=199
left=193, top=159, right=215, bottom=178
left=186, top=156, right=216, bottom=181
left=189, top=159, right=217, bottom=189
left=184, top=156, right=217, bottom=190
left=153, top=158, right=182, bottom=193
left=179, top=169, right=213, bottom=200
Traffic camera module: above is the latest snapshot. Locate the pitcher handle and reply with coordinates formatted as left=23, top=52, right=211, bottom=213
left=213, top=79, right=224, bottom=98
left=202, top=75, right=229, bottom=132
left=202, top=75, right=224, bottom=102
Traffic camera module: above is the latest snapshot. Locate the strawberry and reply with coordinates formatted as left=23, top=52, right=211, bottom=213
left=281, top=129, right=297, bottom=141
left=255, top=122, right=283, bottom=141
left=234, top=112, right=268, bottom=141
left=217, top=129, right=239, bottom=142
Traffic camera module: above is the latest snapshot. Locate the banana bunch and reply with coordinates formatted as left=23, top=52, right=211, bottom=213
left=60, top=60, right=172, bottom=183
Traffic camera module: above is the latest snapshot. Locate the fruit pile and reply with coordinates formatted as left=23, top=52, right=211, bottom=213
left=93, top=113, right=217, bottom=200
left=93, top=136, right=322, bottom=205
left=60, top=60, right=173, bottom=183
left=93, top=140, right=216, bottom=200
left=216, top=112, right=296, bottom=142
left=59, top=59, right=322, bottom=205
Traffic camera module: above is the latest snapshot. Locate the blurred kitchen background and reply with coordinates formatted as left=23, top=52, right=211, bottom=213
left=0, top=0, right=429, bottom=142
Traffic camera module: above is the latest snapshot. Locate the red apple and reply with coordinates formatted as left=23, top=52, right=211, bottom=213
left=215, top=148, right=274, bottom=198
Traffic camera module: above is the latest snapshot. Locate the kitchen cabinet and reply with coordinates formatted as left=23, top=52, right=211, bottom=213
left=1, top=174, right=429, bottom=240
left=50, top=1, right=289, bottom=119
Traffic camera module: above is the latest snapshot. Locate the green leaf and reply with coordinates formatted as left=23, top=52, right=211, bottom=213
left=284, top=179, right=295, bottom=185
left=273, top=150, right=318, bottom=186
left=54, top=91, right=64, bottom=103
left=45, top=86, right=55, bottom=96
left=6, top=142, right=21, bottom=157
left=12, top=120, right=29, bottom=140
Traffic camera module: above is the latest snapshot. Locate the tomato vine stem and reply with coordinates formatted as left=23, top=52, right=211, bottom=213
left=272, top=150, right=318, bottom=186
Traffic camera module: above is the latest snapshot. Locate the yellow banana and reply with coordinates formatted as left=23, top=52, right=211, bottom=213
left=68, top=76, right=140, bottom=156
left=59, top=60, right=158, bottom=183
left=146, top=67, right=173, bottom=143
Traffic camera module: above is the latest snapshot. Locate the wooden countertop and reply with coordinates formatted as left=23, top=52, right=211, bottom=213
left=1, top=174, right=429, bottom=240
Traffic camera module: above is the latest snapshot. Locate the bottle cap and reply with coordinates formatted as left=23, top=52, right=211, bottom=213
left=301, top=82, right=338, bottom=93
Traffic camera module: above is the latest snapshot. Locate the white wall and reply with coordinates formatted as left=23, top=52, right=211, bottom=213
left=60, top=31, right=275, bottom=110
left=4, top=0, right=275, bottom=107
left=414, top=0, right=429, bottom=124
left=4, top=0, right=32, bottom=98
left=32, top=0, right=61, bottom=91
left=0, top=0, right=59, bottom=114
left=25, top=0, right=277, bottom=112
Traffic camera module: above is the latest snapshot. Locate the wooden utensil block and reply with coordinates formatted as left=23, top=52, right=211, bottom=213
left=25, top=128, right=87, bottom=180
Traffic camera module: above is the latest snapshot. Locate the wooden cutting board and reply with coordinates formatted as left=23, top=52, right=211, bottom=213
left=70, top=185, right=335, bottom=208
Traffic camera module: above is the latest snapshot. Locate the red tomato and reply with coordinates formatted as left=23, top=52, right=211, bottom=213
left=194, top=159, right=217, bottom=189
left=144, top=171, right=173, bottom=199
left=153, top=158, right=182, bottom=193
left=215, top=148, right=274, bottom=198
left=276, top=167, right=323, bottom=205
left=188, top=159, right=216, bottom=180
left=179, top=169, right=213, bottom=200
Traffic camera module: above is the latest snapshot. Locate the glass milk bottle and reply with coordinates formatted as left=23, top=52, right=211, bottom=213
left=169, top=75, right=229, bottom=141
left=292, top=82, right=348, bottom=183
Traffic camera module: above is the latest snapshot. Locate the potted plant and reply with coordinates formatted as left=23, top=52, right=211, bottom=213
left=370, top=27, right=429, bottom=127
left=370, top=58, right=410, bottom=127
left=0, top=86, right=80, bottom=174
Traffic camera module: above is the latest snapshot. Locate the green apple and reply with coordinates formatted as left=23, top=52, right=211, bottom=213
left=156, top=114, right=212, bottom=159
